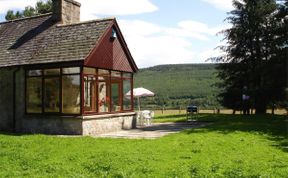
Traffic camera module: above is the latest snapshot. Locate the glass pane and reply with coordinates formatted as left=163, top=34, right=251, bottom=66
left=111, top=82, right=121, bottom=112
left=27, top=70, right=42, bottom=76
left=62, top=75, right=80, bottom=114
left=26, top=77, right=42, bottom=113
left=98, top=69, right=109, bottom=75
left=98, top=76, right=110, bottom=112
left=111, top=71, right=121, bottom=77
left=123, top=73, right=132, bottom=78
left=84, top=76, right=97, bottom=112
left=44, top=68, right=60, bottom=76
left=63, top=67, right=80, bottom=74
left=44, top=77, right=60, bottom=112
left=83, top=67, right=96, bottom=75
left=123, top=79, right=132, bottom=110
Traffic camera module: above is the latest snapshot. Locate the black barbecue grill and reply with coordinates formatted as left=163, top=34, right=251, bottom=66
left=186, top=105, right=198, bottom=119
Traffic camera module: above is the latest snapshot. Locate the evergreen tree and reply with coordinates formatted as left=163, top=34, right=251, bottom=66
left=15, top=11, right=23, bottom=19
left=23, top=6, right=36, bottom=17
left=5, top=10, right=16, bottom=20
left=5, top=0, right=52, bottom=20
left=274, top=0, right=288, bottom=108
left=36, top=0, right=52, bottom=14
left=216, top=0, right=287, bottom=114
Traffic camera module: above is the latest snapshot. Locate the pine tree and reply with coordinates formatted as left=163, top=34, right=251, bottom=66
left=5, top=0, right=52, bottom=20
left=36, top=0, right=52, bottom=14
left=23, top=6, right=36, bottom=17
left=5, top=10, right=16, bottom=20
left=216, top=0, right=287, bottom=114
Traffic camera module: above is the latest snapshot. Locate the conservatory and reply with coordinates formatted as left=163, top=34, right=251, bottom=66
left=26, top=67, right=133, bottom=115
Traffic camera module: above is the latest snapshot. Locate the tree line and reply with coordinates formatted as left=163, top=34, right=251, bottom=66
left=5, top=0, right=52, bottom=20
left=134, top=64, right=221, bottom=110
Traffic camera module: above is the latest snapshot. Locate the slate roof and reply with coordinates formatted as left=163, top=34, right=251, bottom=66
left=0, top=13, right=113, bottom=67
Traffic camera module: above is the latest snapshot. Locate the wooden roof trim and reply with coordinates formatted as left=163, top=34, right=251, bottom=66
left=112, top=19, right=138, bottom=72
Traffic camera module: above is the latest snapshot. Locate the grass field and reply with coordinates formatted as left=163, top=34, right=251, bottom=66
left=0, top=114, right=288, bottom=177
left=154, top=109, right=287, bottom=116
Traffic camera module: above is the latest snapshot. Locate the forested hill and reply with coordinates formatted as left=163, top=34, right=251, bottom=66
left=134, top=64, right=221, bottom=109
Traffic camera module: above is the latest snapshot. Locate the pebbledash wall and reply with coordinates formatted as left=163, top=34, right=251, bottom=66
left=0, top=67, right=136, bottom=135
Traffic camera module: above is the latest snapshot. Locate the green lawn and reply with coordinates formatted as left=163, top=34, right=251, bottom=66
left=0, top=114, right=288, bottom=177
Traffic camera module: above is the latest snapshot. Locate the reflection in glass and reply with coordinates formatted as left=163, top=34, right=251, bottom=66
left=111, top=82, right=121, bottom=112
left=123, top=73, right=132, bottom=78
left=123, top=79, right=132, bottom=110
left=111, top=71, right=121, bottom=77
left=26, top=77, right=42, bottom=113
left=83, top=67, right=96, bottom=75
left=44, top=68, right=60, bottom=76
left=62, top=75, right=80, bottom=114
left=28, top=70, right=42, bottom=76
left=84, top=76, right=97, bottom=112
left=98, top=76, right=110, bottom=112
left=44, top=77, right=60, bottom=112
left=63, top=67, right=80, bottom=74
left=98, top=69, right=109, bottom=75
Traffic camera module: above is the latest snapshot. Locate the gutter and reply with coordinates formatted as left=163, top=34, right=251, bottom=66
left=12, top=67, right=20, bottom=132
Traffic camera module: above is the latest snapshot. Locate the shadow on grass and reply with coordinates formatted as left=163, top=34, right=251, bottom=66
left=155, top=114, right=187, bottom=120
left=136, top=121, right=209, bottom=132
left=182, top=114, right=288, bottom=152
left=0, top=131, right=27, bottom=136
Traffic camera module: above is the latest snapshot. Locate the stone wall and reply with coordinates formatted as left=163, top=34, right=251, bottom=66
left=21, top=113, right=136, bottom=135
left=21, top=115, right=82, bottom=135
left=82, top=113, right=137, bottom=135
left=0, top=68, right=13, bottom=131
left=15, top=68, right=25, bottom=132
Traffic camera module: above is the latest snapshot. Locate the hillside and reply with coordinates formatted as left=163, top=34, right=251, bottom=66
left=134, top=64, right=221, bottom=109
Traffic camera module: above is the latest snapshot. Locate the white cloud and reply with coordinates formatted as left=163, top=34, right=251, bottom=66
left=77, top=0, right=158, bottom=21
left=0, top=0, right=37, bottom=13
left=0, top=0, right=158, bottom=20
left=201, top=0, right=233, bottom=11
left=164, top=20, right=227, bottom=41
left=119, top=19, right=225, bottom=67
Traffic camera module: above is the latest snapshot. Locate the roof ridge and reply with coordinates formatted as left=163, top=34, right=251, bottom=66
left=56, top=17, right=116, bottom=27
left=0, top=13, right=52, bottom=25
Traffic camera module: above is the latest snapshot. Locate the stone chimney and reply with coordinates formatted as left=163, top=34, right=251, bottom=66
left=52, top=0, right=81, bottom=24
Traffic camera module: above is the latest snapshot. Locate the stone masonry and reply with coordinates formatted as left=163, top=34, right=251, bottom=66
left=52, top=0, right=81, bottom=24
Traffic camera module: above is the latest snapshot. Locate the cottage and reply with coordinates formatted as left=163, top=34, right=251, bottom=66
left=0, top=0, right=138, bottom=135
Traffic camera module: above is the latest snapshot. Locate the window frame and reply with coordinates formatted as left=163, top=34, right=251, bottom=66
left=25, top=66, right=134, bottom=116
left=25, top=73, right=43, bottom=114
left=62, top=73, right=81, bottom=114
left=25, top=66, right=81, bottom=116
left=82, top=67, right=134, bottom=115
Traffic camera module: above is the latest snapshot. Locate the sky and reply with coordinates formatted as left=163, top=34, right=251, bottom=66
left=0, top=0, right=234, bottom=68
